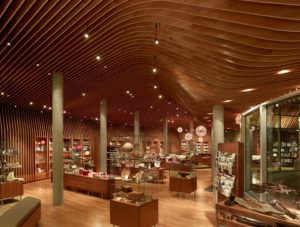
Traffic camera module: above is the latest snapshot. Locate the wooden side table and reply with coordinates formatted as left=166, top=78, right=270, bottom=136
left=0, top=181, right=24, bottom=205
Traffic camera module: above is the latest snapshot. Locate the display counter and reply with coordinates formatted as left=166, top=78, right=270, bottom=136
left=169, top=176, right=197, bottom=195
left=63, top=173, right=115, bottom=199
left=110, top=199, right=158, bottom=227
left=0, top=181, right=23, bottom=205
left=192, top=155, right=211, bottom=166
left=216, top=201, right=300, bottom=227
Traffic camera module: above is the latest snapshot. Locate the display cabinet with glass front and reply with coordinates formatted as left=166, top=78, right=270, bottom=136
left=35, top=137, right=48, bottom=180
left=168, top=140, right=197, bottom=196
left=109, top=135, right=158, bottom=227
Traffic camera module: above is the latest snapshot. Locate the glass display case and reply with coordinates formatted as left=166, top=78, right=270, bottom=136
left=35, top=137, right=48, bottom=180
left=168, top=140, right=197, bottom=195
left=109, top=135, right=159, bottom=227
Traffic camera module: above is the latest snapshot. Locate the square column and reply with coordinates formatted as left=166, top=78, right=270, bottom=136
left=100, top=99, right=107, bottom=172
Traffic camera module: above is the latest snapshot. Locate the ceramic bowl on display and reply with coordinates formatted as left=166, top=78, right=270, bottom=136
left=122, top=141, right=134, bottom=152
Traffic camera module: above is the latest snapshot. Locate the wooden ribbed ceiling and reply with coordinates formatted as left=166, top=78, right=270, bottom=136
left=1, top=0, right=300, bottom=130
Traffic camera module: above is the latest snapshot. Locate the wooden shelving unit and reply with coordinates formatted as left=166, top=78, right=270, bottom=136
left=35, top=137, right=48, bottom=180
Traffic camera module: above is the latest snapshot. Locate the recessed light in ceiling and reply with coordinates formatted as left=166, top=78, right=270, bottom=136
left=223, top=100, right=233, bottom=103
left=0, top=92, right=4, bottom=96
left=48, top=72, right=51, bottom=75
left=43, top=105, right=47, bottom=109
left=82, top=92, right=86, bottom=96
left=126, top=90, right=130, bottom=94
left=155, top=39, right=159, bottom=45
left=104, top=64, right=107, bottom=69
left=158, top=94, right=163, bottom=99
left=14, top=105, right=17, bottom=108
left=84, top=33, right=89, bottom=39
left=96, top=55, right=101, bottom=61
left=208, top=113, right=212, bottom=115
left=36, top=63, right=40, bottom=67
left=63, top=110, right=66, bottom=114
left=153, top=85, right=158, bottom=89
left=150, top=105, right=153, bottom=109
left=7, top=42, right=11, bottom=46
left=277, top=69, right=291, bottom=75
left=152, top=68, right=157, bottom=73
left=29, top=101, right=34, bottom=105
left=49, top=107, right=52, bottom=110
left=241, top=88, right=255, bottom=92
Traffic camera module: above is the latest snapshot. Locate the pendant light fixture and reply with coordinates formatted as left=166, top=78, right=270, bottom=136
left=154, top=23, right=159, bottom=45
left=152, top=55, right=157, bottom=73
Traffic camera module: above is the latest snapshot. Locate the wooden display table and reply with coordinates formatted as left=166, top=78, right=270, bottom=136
left=64, top=174, right=115, bottom=199
left=0, top=181, right=23, bottom=205
left=110, top=199, right=158, bottom=227
left=216, top=201, right=300, bottom=227
left=169, top=176, right=197, bottom=195
left=192, top=155, right=211, bottom=166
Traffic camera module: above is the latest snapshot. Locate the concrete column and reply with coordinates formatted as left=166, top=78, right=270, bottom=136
left=100, top=99, right=107, bottom=172
left=52, top=72, right=64, bottom=205
left=212, top=105, right=224, bottom=206
left=134, top=111, right=140, bottom=146
left=163, top=118, right=168, bottom=154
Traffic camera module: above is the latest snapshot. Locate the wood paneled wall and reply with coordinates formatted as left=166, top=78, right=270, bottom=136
left=0, top=103, right=99, bottom=183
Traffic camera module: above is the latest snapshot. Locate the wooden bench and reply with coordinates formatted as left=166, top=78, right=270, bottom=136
left=0, top=196, right=41, bottom=227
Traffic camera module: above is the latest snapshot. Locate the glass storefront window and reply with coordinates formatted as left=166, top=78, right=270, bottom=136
left=245, top=110, right=260, bottom=192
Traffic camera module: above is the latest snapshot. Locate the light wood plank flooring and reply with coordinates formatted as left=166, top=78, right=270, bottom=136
left=17, top=169, right=216, bottom=226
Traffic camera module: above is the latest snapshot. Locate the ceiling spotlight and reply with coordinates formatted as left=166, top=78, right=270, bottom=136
left=168, top=101, right=171, bottom=104
left=82, top=92, right=86, bottom=96
left=49, top=107, right=52, bottom=110
left=126, top=90, right=130, bottom=94
left=104, top=64, right=107, bottom=69
left=176, top=114, right=179, bottom=117
left=153, top=68, right=157, bottom=73
left=0, top=92, right=4, bottom=96
left=63, top=110, right=66, bottom=114
left=223, top=100, right=233, bottom=103
left=29, top=101, right=34, bottom=105
left=48, top=72, right=51, bottom=75
left=158, top=94, right=163, bottom=99
left=153, top=85, right=158, bottom=89
left=6, top=94, right=9, bottom=97
left=84, top=33, right=89, bottom=39
left=14, top=105, right=17, bottom=108
left=277, top=69, right=290, bottom=75
left=36, top=63, right=40, bottom=67
left=43, top=105, right=47, bottom=109
left=155, top=39, right=159, bottom=45
left=96, top=55, right=101, bottom=61
left=131, top=95, right=134, bottom=98
left=241, top=88, right=255, bottom=92
left=7, top=42, right=11, bottom=46
left=150, top=105, right=153, bottom=109
left=95, top=117, right=98, bottom=121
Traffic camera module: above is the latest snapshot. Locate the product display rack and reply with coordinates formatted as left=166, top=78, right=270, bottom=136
left=168, top=140, right=197, bottom=196
left=35, top=137, right=48, bottom=180
left=109, top=135, right=159, bottom=227
left=203, top=142, right=209, bottom=153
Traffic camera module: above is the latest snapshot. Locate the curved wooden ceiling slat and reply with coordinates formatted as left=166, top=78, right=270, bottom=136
left=1, top=0, right=300, bottom=130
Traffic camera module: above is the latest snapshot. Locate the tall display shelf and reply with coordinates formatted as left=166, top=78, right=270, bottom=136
left=71, top=138, right=82, bottom=166
left=0, top=147, right=23, bottom=205
left=35, top=137, right=48, bottom=180
left=168, top=140, right=197, bottom=196
left=109, top=135, right=158, bottom=227
left=63, top=139, right=72, bottom=164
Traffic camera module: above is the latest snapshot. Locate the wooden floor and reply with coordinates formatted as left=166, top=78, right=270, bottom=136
left=22, top=169, right=216, bottom=227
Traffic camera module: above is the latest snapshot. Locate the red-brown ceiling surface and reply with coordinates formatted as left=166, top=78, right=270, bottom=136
left=1, top=0, right=300, bottom=130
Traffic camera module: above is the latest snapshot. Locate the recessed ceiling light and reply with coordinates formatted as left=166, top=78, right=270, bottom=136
left=126, top=90, right=130, bottom=94
left=168, top=101, right=171, bottom=104
left=208, top=113, right=212, bottom=115
left=155, top=39, right=159, bottom=45
left=84, top=33, right=89, bottom=39
left=36, top=63, right=40, bottom=67
left=82, top=92, right=86, bottom=96
left=6, top=94, right=10, bottom=97
left=153, top=68, right=157, bottom=73
left=29, top=101, right=34, bottom=105
left=49, top=107, right=52, bottom=110
left=131, top=95, right=134, bottom=98
left=153, top=85, right=158, bottom=89
left=63, top=110, right=66, bottom=114
left=277, top=69, right=290, bottom=75
left=104, top=64, right=107, bottom=69
left=223, top=100, right=233, bottom=103
left=96, top=55, right=101, bottom=61
left=0, top=92, right=4, bottom=96
left=14, top=105, right=17, bottom=108
left=43, top=105, right=47, bottom=109
left=158, top=94, right=163, bottom=99
left=7, top=42, right=11, bottom=46
left=48, top=72, right=51, bottom=75
left=95, top=117, right=98, bottom=121
left=241, top=88, right=255, bottom=92
left=150, top=105, right=153, bottom=109
left=176, top=114, right=179, bottom=117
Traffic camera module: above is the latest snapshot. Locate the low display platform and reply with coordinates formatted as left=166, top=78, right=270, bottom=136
left=0, top=181, right=23, bottom=205
left=110, top=199, right=158, bottom=227
left=63, top=173, right=115, bottom=199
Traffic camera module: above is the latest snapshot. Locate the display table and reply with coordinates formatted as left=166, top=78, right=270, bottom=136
left=64, top=174, right=115, bottom=199
left=0, top=181, right=23, bottom=205
left=169, top=176, right=197, bottom=195
left=110, top=199, right=158, bottom=227
left=216, top=201, right=300, bottom=227
left=192, top=155, right=211, bottom=166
